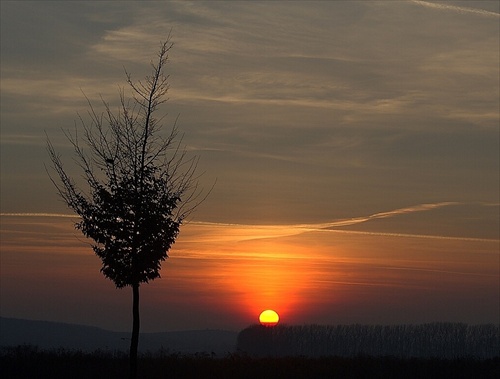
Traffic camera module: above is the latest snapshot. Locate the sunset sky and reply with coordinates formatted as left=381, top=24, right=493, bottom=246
left=1, top=1, right=499, bottom=332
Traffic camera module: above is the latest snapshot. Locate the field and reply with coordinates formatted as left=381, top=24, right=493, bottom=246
left=2, top=323, right=498, bottom=378
left=237, top=323, right=500, bottom=359
left=1, top=345, right=499, bottom=379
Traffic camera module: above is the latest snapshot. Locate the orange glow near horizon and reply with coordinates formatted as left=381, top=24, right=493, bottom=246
left=226, top=239, right=317, bottom=323
left=167, top=221, right=500, bottom=327
left=1, top=215, right=499, bottom=330
left=167, top=221, right=323, bottom=324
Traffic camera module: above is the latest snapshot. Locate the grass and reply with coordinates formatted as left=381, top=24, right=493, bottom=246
left=1, top=345, right=499, bottom=379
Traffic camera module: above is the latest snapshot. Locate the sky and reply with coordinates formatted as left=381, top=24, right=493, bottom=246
left=0, top=1, right=499, bottom=332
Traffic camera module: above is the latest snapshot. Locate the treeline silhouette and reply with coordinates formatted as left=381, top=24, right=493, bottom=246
left=1, top=345, right=499, bottom=379
left=237, top=323, right=499, bottom=359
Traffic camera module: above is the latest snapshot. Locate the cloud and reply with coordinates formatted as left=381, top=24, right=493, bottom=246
left=316, top=229, right=497, bottom=244
left=411, top=1, right=500, bottom=18
left=180, top=202, right=498, bottom=243
left=0, top=201, right=458, bottom=225
left=294, top=202, right=460, bottom=229
left=1, top=1, right=498, bottom=226
left=0, top=213, right=76, bottom=218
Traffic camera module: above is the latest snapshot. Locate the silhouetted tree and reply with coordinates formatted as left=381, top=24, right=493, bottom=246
left=47, top=37, right=205, bottom=379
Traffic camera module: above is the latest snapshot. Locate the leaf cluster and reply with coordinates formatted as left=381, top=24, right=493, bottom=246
left=47, top=38, right=204, bottom=288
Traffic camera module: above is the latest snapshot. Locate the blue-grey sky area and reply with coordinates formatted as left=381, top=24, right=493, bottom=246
left=1, top=1, right=498, bottom=226
left=0, top=1, right=499, bottom=331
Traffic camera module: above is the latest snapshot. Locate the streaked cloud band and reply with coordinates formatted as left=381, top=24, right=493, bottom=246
left=411, top=1, right=500, bottom=18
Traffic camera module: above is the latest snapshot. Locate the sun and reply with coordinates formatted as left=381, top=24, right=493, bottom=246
left=259, top=309, right=280, bottom=326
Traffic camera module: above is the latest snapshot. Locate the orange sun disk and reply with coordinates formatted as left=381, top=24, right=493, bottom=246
left=259, top=309, right=280, bottom=326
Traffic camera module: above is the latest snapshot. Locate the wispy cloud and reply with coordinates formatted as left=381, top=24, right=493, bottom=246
left=317, top=229, right=498, bottom=244
left=182, top=202, right=498, bottom=243
left=306, top=202, right=459, bottom=229
left=2, top=1, right=498, bottom=235
left=0, top=213, right=76, bottom=218
left=411, top=1, right=500, bottom=18
left=4, top=202, right=497, bottom=244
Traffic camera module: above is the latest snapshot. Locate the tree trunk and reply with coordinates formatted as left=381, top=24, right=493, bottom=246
left=129, top=283, right=140, bottom=379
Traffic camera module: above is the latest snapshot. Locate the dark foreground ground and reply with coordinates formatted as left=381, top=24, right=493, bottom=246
left=1, top=346, right=499, bottom=379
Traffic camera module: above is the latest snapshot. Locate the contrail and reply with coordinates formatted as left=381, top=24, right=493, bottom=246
left=0, top=213, right=77, bottom=218
left=411, top=0, right=500, bottom=18
left=295, top=202, right=459, bottom=229
left=188, top=202, right=499, bottom=243
left=316, top=229, right=498, bottom=244
left=194, top=202, right=460, bottom=231
left=3, top=202, right=498, bottom=243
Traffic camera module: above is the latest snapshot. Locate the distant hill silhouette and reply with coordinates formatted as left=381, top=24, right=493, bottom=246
left=0, top=317, right=237, bottom=355
left=3, top=318, right=498, bottom=359
left=237, top=323, right=500, bottom=359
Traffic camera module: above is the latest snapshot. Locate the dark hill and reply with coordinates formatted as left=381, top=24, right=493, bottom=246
left=0, top=317, right=237, bottom=355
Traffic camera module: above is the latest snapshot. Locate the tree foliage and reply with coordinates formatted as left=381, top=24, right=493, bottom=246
left=47, top=37, right=208, bottom=378
left=47, top=39, right=201, bottom=289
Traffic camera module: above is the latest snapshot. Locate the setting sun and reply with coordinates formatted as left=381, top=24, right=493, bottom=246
left=259, top=309, right=280, bottom=326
